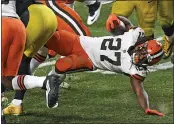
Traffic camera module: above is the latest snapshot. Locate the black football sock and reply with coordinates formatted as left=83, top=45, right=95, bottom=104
left=162, top=22, right=174, bottom=37
left=14, top=90, right=26, bottom=100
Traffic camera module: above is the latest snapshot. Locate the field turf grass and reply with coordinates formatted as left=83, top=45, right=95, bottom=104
left=5, top=2, right=173, bottom=124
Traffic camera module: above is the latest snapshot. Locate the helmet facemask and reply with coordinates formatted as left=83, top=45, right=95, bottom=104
left=132, top=42, right=149, bottom=67
left=132, top=40, right=164, bottom=67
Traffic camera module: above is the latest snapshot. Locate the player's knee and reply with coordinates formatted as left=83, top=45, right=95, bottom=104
left=55, top=58, right=73, bottom=73
left=18, top=54, right=32, bottom=75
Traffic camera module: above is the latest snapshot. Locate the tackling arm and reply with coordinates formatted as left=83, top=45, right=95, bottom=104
left=130, top=77, right=165, bottom=116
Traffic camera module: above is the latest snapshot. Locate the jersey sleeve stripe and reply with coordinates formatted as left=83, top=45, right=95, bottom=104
left=34, top=53, right=46, bottom=63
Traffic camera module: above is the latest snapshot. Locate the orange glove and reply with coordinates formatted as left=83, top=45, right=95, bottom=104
left=106, top=14, right=120, bottom=32
left=145, top=108, right=165, bottom=116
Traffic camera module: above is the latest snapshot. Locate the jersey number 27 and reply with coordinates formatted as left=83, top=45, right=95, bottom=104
left=100, top=38, right=121, bottom=66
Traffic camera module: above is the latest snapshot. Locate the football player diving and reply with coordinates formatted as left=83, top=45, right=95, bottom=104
left=3, top=4, right=164, bottom=116
left=9, top=22, right=165, bottom=116
left=44, top=26, right=165, bottom=116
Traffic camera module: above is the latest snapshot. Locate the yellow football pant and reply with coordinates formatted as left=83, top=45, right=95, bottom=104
left=158, top=0, right=174, bottom=28
left=111, top=0, right=157, bottom=37
left=24, top=4, right=57, bottom=57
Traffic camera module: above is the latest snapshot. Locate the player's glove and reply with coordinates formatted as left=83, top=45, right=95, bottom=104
left=106, top=14, right=120, bottom=32
left=145, top=108, right=165, bottom=116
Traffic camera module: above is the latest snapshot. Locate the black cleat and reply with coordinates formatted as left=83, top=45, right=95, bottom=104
left=43, top=75, right=61, bottom=108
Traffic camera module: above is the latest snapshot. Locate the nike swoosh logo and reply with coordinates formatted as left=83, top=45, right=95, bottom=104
left=91, top=13, right=98, bottom=22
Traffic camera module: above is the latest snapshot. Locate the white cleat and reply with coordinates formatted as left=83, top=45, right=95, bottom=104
left=87, top=2, right=102, bottom=25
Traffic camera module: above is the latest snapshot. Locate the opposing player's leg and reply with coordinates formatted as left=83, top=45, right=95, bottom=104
left=111, top=1, right=134, bottom=18
left=158, top=0, right=174, bottom=59
left=23, top=4, right=57, bottom=57
left=136, top=0, right=157, bottom=39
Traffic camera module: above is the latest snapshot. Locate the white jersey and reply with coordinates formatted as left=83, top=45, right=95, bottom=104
left=2, top=1, right=19, bottom=18
left=80, top=28, right=147, bottom=80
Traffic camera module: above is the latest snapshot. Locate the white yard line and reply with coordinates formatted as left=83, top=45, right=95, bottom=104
left=101, top=1, right=113, bottom=4
left=38, top=60, right=56, bottom=68
left=90, top=62, right=173, bottom=74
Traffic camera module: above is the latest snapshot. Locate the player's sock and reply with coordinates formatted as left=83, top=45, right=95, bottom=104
left=162, top=22, right=174, bottom=40
left=162, top=23, right=174, bottom=59
left=162, top=23, right=174, bottom=44
left=12, top=90, right=26, bottom=106
left=18, top=54, right=32, bottom=75
left=30, top=54, right=46, bottom=73
left=12, top=75, right=46, bottom=90
left=14, top=90, right=26, bottom=100
left=30, top=47, right=48, bottom=73
left=11, top=99, right=22, bottom=106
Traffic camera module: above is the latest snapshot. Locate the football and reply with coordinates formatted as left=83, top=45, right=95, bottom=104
left=110, top=20, right=126, bottom=36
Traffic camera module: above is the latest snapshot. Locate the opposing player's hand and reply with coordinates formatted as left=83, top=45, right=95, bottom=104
left=106, top=14, right=120, bottom=32
left=145, top=108, right=165, bottom=116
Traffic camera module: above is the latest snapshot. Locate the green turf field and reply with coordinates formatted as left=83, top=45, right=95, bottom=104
left=5, top=2, right=173, bottom=124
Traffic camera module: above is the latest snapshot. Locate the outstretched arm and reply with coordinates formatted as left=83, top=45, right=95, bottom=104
left=130, top=77, right=164, bottom=116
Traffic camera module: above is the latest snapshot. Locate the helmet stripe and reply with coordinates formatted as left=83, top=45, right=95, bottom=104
left=151, top=49, right=164, bottom=59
